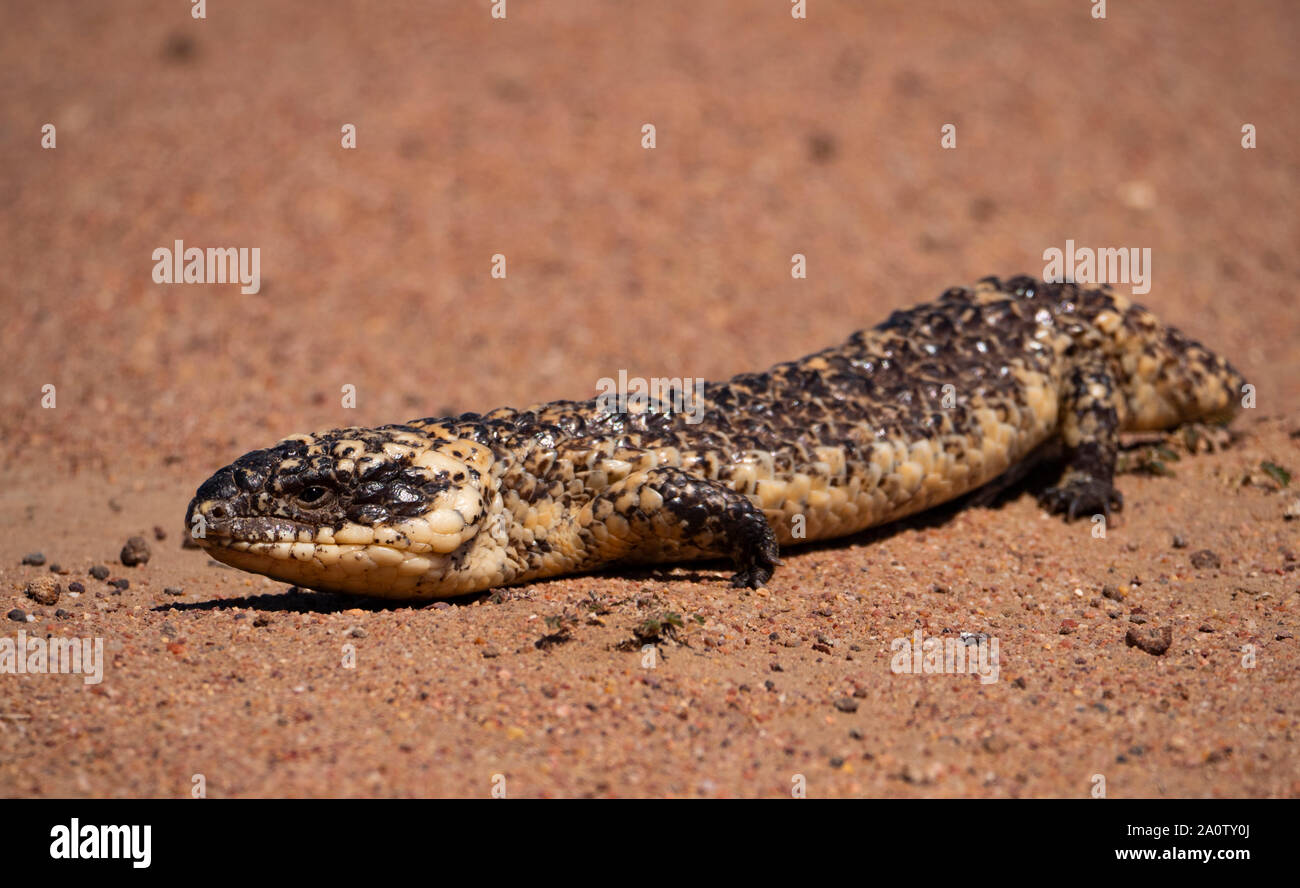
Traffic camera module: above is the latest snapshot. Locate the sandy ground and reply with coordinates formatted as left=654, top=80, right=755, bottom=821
left=1, top=1, right=1297, bottom=798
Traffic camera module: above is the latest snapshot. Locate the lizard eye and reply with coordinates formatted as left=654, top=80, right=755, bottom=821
left=297, top=485, right=332, bottom=506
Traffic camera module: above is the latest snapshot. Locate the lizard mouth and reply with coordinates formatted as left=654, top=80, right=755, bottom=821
left=185, top=503, right=470, bottom=598
left=195, top=514, right=323, bottom=546
left=197, top=526, right=454, bottom=598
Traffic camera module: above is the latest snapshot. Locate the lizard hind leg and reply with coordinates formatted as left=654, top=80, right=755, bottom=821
left=1038, top=360, right=1126, bottom=521
left=581, top=467, right=780, bottom=588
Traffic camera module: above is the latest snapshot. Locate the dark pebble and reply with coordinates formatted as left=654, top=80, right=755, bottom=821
left=110, top=578, right=130, bottom=592
left=67, top=581, right=85, bottom=594
left=833, top=697, right=859, bottom=713
left=1125, top=625, right=1173, bottom=655
left=1190, top=549, right=1221, bottom=570
left=120, top=536, right=152, bottom=567
left=7, top=608, right=28, bottom=622
left=153, top=525, right=168, bottom=541
left=808, top=132, right=837, bottom=164
left=89, top=565, right=110, bottom=580
left=1172, top=535, right=1188, bottom=549
left=21, top=552, right=45, bottom=566
left=55, top=609, right=71, bottom=619
left=163, top=587, right=184, bottom=596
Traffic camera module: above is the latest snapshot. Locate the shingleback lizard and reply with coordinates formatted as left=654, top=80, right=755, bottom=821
left=185, top=276, right=1244, bottom=600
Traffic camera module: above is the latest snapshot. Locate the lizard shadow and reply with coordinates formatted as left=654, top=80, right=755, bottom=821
left=154, top=584, right=422, bottom=614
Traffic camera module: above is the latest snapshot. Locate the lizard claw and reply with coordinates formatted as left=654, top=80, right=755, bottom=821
left=1039, top=478, right=1123, bottom=522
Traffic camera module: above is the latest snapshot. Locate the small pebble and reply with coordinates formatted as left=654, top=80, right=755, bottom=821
left=21, top=552, right=45, bottom=566
left=1172, top=535, right=1188, bottom=549
left=89, top=565, right=110, bottom=581
left=1125, top=625, right=1173, bottom=655
left=153, top=525, right=168, bottom=541
left=110, top=578, right=130, bottom=592
left=67, top=581, right=85, bottom=594
left=7, top=607, right=28, bottom=622
left=24, top=577, right=62, bottom=606
left=833, top=697, right=859, bottom=713
left=120, top=536, right=152, bottom=567
left=163, top=586, right=184, bottom=596
left=1190, top=549, right=1221, bottom=570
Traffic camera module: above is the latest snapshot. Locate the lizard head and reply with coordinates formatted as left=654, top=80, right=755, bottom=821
left=184, top=424, right=502, bottom=598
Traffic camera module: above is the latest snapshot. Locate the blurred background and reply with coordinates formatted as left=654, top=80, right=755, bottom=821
left=2, top=0, right=1296, bottom=481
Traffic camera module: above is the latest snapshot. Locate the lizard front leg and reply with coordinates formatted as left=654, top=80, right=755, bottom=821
left=575, top=467, right=780, bottom=588
left=1039, top=358, right=1126, bottom=521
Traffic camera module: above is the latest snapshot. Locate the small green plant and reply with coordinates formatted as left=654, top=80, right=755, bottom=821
left=1261, top=461, right=1292, bottom=489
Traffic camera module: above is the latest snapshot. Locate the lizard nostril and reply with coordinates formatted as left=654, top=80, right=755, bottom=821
left=209, top=504, right=228, bottom=519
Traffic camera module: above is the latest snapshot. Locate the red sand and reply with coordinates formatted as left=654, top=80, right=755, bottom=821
left=1, top=0, right=1297, bottom=797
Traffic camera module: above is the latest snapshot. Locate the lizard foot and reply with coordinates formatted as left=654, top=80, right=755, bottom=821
left=728, top=513, right=780, bottom=589
left=1038, top=477, right=1123, bottom=521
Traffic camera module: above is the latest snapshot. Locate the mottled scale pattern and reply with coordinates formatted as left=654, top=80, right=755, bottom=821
left=186, top=276, right=1245, bottom=599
